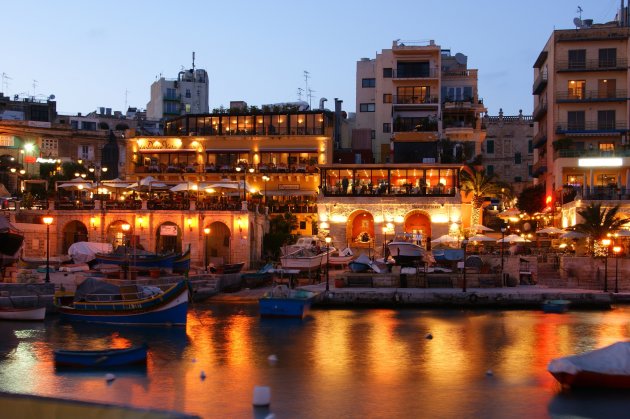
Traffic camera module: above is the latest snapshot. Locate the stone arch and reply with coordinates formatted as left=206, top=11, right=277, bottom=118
left=346, top=210, right=375, bottom=247
left=206, top=221, right=231, bottom=264
left=98, top=122, right=110, bottom=130
left=62, top=220, right=88, bottom=254
left=156, top=221, right=182, bottom=254
left=404, top=210, right=432, bottom=247
left=107, top=220, right=129, bottom=249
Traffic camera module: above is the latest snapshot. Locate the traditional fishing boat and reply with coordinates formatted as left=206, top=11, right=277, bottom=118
left=327, top=247, right=355, bottom=267
left=542, top=299, right=571, bottom=314
left=94, top=247, right=189, bottom=271
left=54, top=344, right=148, bottom=368
left=0, top=306, right=46, bottom=321
left=57, top=278, right=190, bottom=326
left=259, top=285, right=318, bottom=318
left=388, top=233, right=427, bottom=266
left=548, top=341, right=630, bottom=389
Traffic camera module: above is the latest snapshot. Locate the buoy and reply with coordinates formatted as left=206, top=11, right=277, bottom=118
left=486, top=369, right=494, bottom=376
left=200, top=371, right=206, bottom=380
left=267, top=354, right=278, bottom=365
left=425, top=333, right=433, bottom=340
left=105, top=373, right=116, bottom=383
left=252, top=386, right=271, bottom=407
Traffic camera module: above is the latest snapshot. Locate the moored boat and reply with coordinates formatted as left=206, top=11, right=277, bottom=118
left=54, top=344, right=148, bottom=368
left=0, top=306, right=46, bottom=321
left=388, top=238, right=427, bottom=266
left=57, top=279, right=190, bottom=326
left=280, top=248, right=328, bottom=271
left=548, top=341, right=630, bottom=389
left=259, top=285, right=318, bottom=318
left=542, top=299, right=570, bottom=313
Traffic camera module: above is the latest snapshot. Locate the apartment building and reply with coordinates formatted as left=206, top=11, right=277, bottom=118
left=146, top=67, right=209, bottom=120
left=532, top=16, right=630, bottom=226
left=355, top=40, right=486, bottom=164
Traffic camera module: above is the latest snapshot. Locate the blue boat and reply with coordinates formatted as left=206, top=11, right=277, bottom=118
left=259, top=285, right=318, bottom=318
left=58, top=280, right=190, bottom=326
left=54, top=344, right=148, bottom=369
left=542, top=299, right=571, bottom=313
left=172, top=247, right=192, bottom=273
left=94, top=248, right=188, bottom=271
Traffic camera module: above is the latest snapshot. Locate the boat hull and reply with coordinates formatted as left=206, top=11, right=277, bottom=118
left=58, top=281, right=189, bottom=326
left=259, top=298, right=312, bottom=318
left=94, top=252, right=180, bottom=269
left=542, top=300, right=570, bottom=313
left=388, top=242, right=426, bottom=265
left=0, top=307, right=46, bottom=321
left=54, top=345, right=148, bottom=368
left=280, top=254, right=324, bottom=270
left=550, top=370, right=630, bottom=389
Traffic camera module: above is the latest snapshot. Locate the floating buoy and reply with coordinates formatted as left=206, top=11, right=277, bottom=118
left=105, top=373, right=116, bottom=383
left=252, top=386, right=271, bottom=407
left=486, top=369, right=494, bottom=376
left=425, top=333, right=433, bottom=340
left=200, top=371, right=206, bottom=380
left=267, top=354, right=278, bottom=365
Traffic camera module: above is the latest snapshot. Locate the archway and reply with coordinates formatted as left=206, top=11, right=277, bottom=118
left=107, top=220, right=130, bottom=250
left=207, top=221, right=231, bottom=264
left=404, top=211, right=432, bottom=248
left=347, top=210, right=375, bottom=248
left=62, top=220, right=88, bottom=253
left=156, top=222, right=182, bottom=254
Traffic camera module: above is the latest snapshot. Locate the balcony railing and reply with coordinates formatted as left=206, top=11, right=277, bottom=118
left=532, top=72, right=548, bottom=95
left=563, top=186, right=630, bottom=203
left=556, top=89, right=627, bottom=102
left=138, top=162, right=318, bottom=175
left=163, top=94, right=181, bottom=101
left=555, top=149, right=630, bottom=158
left=393, top=95, right=439, bottom=105
left=392, top=68, right=439, bottom=78
left=533, top=133, right=547, bottom=149
left=556, top=121, right=628, bottom=133
left=531, top=159, right=547, bottom=177
left=322, top=185, right=457, bottom=198
left=532, top=101, right=547, bottom=121
left=556, top=58, right=628, bottom=72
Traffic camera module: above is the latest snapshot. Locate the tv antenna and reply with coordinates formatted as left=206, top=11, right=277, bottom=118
left=577, top=6, right=583, bottom=20
left=297, top=87, right=304, bottom=101
left=1, top=73, right=11, bottom=93
left=573, top=17, right=583, bottom=28
left=32, top=79, right=38, bottom=97
left=307, top=88, right=316, bottom=109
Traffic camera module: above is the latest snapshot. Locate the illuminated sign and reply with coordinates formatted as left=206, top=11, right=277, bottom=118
left=578, top=158, right=623, bottom=167
left=36, top=157, right=58, bottom=164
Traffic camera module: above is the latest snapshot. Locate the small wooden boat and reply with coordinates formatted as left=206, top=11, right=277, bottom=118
left=548, top=341, right=630, bottom=389
left=54, top=344, right=148, bottom=368
left=57, top=279, right=190, bottom=326
left=328, top=247, right=354, bottom=266
left=0, top=306, right=46, bottom=321
left=542, top=299, right=570, bottom=313
left=215, top=261, right=245, bottom=274
left=241, top=263, right=274, bottom=288
left=259, top=285, right=318, bottom=318
left=172, top=247, right=192, bottom=273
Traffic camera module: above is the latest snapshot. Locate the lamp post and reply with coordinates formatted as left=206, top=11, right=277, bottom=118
left=89, top=165, right=108, bottom=240
left=262, top=175, right=270, bottom=205
left=461, top=238, right=469, bottom=292
left=602, top=238, right=611, bottom=292
left=614, top=245, right=622, bottom=293
left=203, top=227, right=211, bottom=272
left=325, top=236, right=332, bottom=291
left=500, top=227, right=506, bottom=280
left=42, top=216, right=54, bottom=283
left=122, top=223, right=131, bottom=280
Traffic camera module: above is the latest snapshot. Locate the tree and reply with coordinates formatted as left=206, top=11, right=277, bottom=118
left=516, top=184, right=546, bottom=215
left=262, top=212, right=299, bottom=259
left=459, top=164, right=502, bottom=226
left=573, top=203, right=627, bottom=250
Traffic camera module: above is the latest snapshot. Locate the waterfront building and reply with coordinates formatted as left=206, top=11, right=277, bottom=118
left=482, top=110, right=534, bottom=196
left=146, top=65, right=209, bottom=121
left=532, top=15, right=630, bottom=227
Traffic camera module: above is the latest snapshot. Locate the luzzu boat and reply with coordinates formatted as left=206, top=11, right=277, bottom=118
left=259, top=285, right=318, bottom=318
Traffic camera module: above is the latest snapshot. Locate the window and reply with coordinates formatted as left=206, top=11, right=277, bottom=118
left=41, top=138, right=58, bottom=155
left=487, top=165, right=494, bottom=176
left=598, top=110, right=615, bottom=130
left=486, top=139, right=494, bottom=154
left=383, top=94, right=392, bottom=103
left=568, top=80, right=585, bottom=99
left=383, top=68, right=392, bottom=78
left=80, top=121, right=96, bottom=131
left=396, top=61, right=430, bottom=78
left=598, top=79, right=616, bottom=98
left=362, top=78, right=376, bottom=88
left=568, top=49, right=586, bottom=69
left=599, top=142, right=614, bottom=152
left=383, top=123, right=391, bottom=133
left=166, top=88, right=177, bottom=100
left=78, top=145, right=94, bottom=161
left=371, top=130, right=376, bottom=140
left=185, top=89, right=191, bottom=98
left=360, top=103, right=375, bottom=112
left=70, top=121, right=78, bottom=130
left=396, top=86, right=429, bottom=104
left=528, top=140, right=533, bottom=154
left=528, top=165, right=533, bottom=176
left=599, top=48, right=617, bottom=68
left=299, top=221, right=306, bottom=230
left=567, top=111, right=585, bottom=130
left=165, top=102, right=179, bottom=114
left=514, top=152, right=522, bottom=164
left=514, top=176, right=522, bottom=182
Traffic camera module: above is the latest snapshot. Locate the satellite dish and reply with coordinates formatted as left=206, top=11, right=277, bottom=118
left=573, top=17, right=583, bottom=28
left=454, top=53, right=467, bottom=65
left=48, top=94, right=55, bottom=100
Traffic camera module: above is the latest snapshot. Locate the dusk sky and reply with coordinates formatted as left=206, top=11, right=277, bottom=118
left=1, top=0, right=619, bottom=117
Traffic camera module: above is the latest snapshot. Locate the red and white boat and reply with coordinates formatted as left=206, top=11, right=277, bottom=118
left=548, top=341, right=630, bottom=389
left=0, top=306, right=46, bottom=321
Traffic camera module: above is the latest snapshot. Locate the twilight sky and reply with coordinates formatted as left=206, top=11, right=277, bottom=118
left=1, top=0, right=619, bottom=117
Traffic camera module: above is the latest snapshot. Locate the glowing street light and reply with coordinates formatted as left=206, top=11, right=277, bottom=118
left=42, top=216, right=54, bottom=283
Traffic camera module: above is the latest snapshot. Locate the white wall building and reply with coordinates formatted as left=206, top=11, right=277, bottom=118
left=146, top=68, right=209, bottom=120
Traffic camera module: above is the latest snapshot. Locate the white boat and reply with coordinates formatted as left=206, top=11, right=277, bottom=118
left=0, top=306, right=46, bottom=321
left=328, top=247, right=354, bottom=266
left=388, top=236, right=427, bottom=265
left=280, top=248, right=327, bottom=271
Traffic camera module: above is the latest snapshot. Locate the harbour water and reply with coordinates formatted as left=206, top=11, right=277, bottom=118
left=1, top=303, right=630, bottom=418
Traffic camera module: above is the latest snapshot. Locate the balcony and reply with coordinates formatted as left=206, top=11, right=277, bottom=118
left=392, top=68, right=439, bottom=79
left=392, top=95, right=439, bottom=106
left=532, top=133, right=547, bottom=149
left=531, top=159, right=547, bottom=177
left=163, top=94, right=181, bottom=102
left=564, top=185, right=630, bottom=202
left=532, top=101, right=547, bottom=122
left=556, top=58, right=628, bottom=72
left=556, top=121, right=628, bottom=134
left=554, top=148, right=630, bottom=159
left=556, top=89, right=627, bottom=102
left=532, top=72, right=548, bottom=95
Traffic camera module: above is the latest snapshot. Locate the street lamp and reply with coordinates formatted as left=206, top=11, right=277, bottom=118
left=325, top=236, right=332, bottom=291
left=204, top=227, right=211, bottom=272
left=89, top=165, right=108, bottom=240
left=262, top=175, right=270, bottom=204
left=602, top=238, right=612, bottom=292
left=42, top=216, right=54, bottom=283
left=461, top=238, right=469, bottom=292
left=121, top=223, right=131, bottom=280
left=613, top=245, right=622, bottom=293
left=500, top=226, right=506, bottom=285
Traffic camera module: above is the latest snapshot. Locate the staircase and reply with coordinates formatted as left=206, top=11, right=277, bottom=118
left=536, top=261, right=566, bottom=288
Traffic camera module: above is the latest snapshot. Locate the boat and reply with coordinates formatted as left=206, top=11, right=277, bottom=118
left=281, top=236, right=325, bottom=256
left=241, top=263, right=274, bottom=288
left=548, top=341, right=630, bottom=389
left=258, top=285, right=318, bottom=318
left=388, top=234, right=427, bottom=266
left=57, top=278, right=190, bottom=326
left=280, top=248, right=329, bottom=271
left=54, top=344, right=148, bottom=368
left=328, top=247, right=354, bottom=266
left=172, top=246, right=192, bottom=273
left=0, top=306, right=46, bottom=321
left=94, top=248, right=181, bottom=270
left=542, top=299, right=571, bottom=313
left=0, top=217, right=24, bottom=257
left=210, top=261, right=245, bottom=274
left=348, top=253, right=381, bottom=273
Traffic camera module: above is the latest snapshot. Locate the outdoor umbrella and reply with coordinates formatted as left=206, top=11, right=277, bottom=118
left=615, top=229, right=630, bottom=237
left=559, top=231, right=588, bottom=240
left=431, top=234, right=459, bottom=244
left=496, top=234, right=529, bottom=243
left=536, top=227, right=566, bottom=235
left=470, top=224, right=494, bottom=232
left=170, top=182, right=198, bottom=193
left=468, top=234, right=496, bottom=242
left=497, top=208, right=521, bottom=220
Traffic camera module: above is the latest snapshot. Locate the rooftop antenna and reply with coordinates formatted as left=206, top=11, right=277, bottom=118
left=192, top=51, right=196, bottom=71
left=32, top=80, right=38, bottom=98
left=1, top=73, right=11, bottom=93
left=297, top=87, right=304, bottom=101
left=307, top=88, right=316, bottom=109
left=125, top=89, right=129, bottom=111
left=303, top=70, right=310, bottom=104
left=577, top=5, right=583, bottom=20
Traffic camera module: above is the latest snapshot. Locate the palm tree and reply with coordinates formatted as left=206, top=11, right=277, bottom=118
left=573, top=203, right=627, bottom=253
left=459, top=164, right=502, bottom=227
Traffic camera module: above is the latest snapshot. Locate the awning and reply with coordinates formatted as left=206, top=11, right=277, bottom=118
left=138, top=149, right=196, bottom=153
left=258, top=148, right=318, bottom=153
left=204, top=148, right=250, bottom=153
left=264, top=189, right=318, bottom=196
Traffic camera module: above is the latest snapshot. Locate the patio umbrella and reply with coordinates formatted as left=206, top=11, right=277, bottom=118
left=615, top=229, right=630, bottom=237
left=497, top=208, right=521, bottom=220
left=559, top=231, right=588, bottom=239
left=536, top=227, right=567, bottom=235
left=431, top=234, right=459, bottom=244
left=58, top=181, right=93, bottom=190
left=496, top=234, right=529, bottom=243
left=170, top=182, right=198, bottom=193
left=470, top=224, right=494, bottom=232
left=468, top=234, right=496, bottom=242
